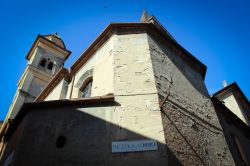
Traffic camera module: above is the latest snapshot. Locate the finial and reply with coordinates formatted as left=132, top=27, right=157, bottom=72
left=140, top=10, right=149, bottom=22
left=53, top=32, right=60, bottom=38
left=223, top=80, right=228, bottom=87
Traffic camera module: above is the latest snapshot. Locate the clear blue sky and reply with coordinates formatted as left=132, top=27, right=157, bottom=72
left=0, top=0, right=249, bottom=120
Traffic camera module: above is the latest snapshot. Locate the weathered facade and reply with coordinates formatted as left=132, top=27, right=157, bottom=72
left=0, top=12, right=239, bottom=165
left=147, top=29, right=234, bottom=165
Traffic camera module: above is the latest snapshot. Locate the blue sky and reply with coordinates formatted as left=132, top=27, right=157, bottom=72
left=0, top=0, right=249, bottom=120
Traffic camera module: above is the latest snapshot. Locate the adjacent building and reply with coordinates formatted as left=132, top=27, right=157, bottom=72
left=214, top=82, right=250, bottom=126
left=212, top=83, right=250, bottom=166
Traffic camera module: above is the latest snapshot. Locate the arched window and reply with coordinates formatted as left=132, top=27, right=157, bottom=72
left=80, top=78, right=92, bottom=98
left=39, top=58, right=46, bottom=67
left=47, top=62, right=54, bottom=70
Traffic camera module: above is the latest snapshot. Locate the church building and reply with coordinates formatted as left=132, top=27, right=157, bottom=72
left=0, top=12, right=245, bottom=166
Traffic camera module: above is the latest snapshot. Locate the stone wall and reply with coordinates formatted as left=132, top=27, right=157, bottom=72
left=0, top=119, right=25, bottom=166
left=147, top=33, right=235, bottom=165
left=45, top=79, right=67, bottom=101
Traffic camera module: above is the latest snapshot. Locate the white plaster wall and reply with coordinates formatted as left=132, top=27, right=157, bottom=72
left=75, top=97, right=161, bottom=141
left=66, top=81, right=73, bottom=99
left=55, top=33, right=165, bottom=148
left=114, top=95, right=164, bottom=142
left=64, top=32, right=167, bottom=163
left=75, top=96, right=166, bottom=164
left=72, top=35, right=115, bottom=98
left=91, top=46, right=113, bottom=96
left=19, top=71, right=33, bottom=92
left=222, top=93, right=248, bottom=124
left=45, top=80, right=64, bottom=101
left=114, top=33, right=157, bottom=96
left=113, top=33, right=166, bottom=147
left=29, top=77, right=47, bottom=97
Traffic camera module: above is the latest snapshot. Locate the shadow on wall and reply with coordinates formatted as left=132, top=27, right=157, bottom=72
left=149, top=33, right=209, bottom=97
left=212, top=97, right=250, bottom=166
left=0, top=102, right=182, bottom=166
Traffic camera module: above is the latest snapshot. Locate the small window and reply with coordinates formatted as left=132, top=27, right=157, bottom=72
left=39, top=58, right=46, bottom=67
left=47, top=62, right=54, bottom=70
left=80, top=79, right=92, bottom=98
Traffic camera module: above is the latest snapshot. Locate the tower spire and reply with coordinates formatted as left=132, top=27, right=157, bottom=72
left=5, top=34, right=70, bottom=119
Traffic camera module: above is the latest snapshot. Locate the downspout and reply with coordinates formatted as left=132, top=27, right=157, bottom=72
left=0, top=121, right=8, bottom=157
left=0, top=122, right=7, bottom=143
left=69, top=73, right=75, bottom=99
left=0, top=139, right=6, bottom=158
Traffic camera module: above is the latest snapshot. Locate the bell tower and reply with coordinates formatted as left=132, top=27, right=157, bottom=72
left=6, top=33, right=71, bottom=119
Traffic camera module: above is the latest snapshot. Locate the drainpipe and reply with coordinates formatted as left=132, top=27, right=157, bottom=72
left=0, top=122, right=7, bottom=143
left=0, top=140, right=6, bottom=158
left=0, top=121, right=8, bottom=157
left=69, top=74, right=75, bottom=99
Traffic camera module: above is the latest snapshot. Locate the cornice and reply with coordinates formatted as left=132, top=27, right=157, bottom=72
left=26, top=35, right=71, bottom=61
left=70, top=23, right=207, bottom=79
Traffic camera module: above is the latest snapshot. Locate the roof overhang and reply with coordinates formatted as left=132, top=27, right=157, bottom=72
left=213, top=82, right=249, bottom=104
